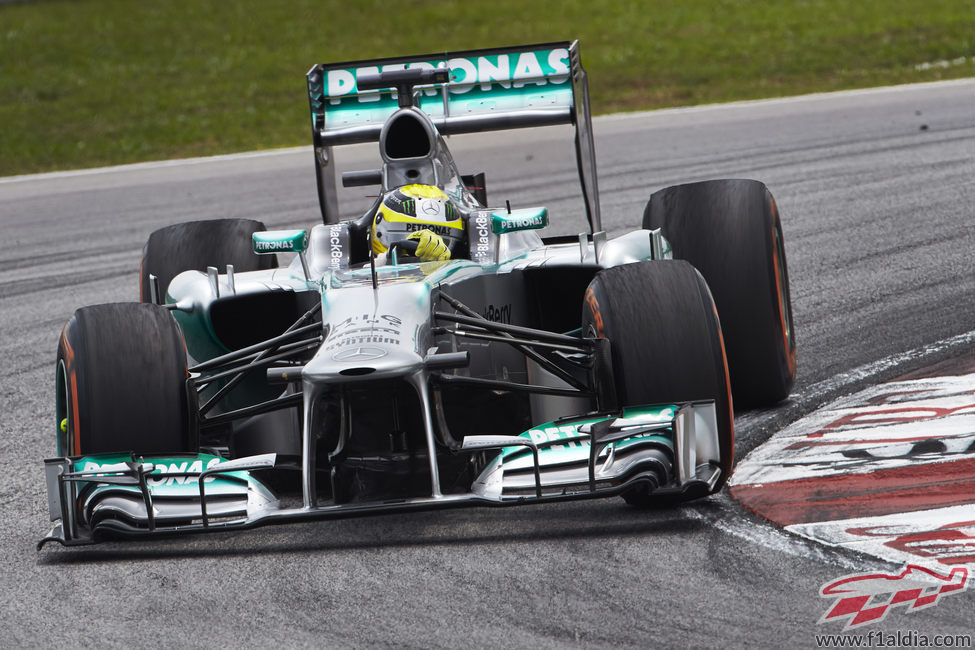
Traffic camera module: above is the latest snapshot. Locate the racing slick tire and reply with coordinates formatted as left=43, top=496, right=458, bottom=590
left=56, top=303, right=192, bottom=456
left=582, top=260, right=734, bottom=502
left=139, top=218, right=277, bottom=303
left=643, top=179, right=796, bottom=406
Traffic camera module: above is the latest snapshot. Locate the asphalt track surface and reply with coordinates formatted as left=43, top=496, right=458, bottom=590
left=2, top=80, right=973, bottom=647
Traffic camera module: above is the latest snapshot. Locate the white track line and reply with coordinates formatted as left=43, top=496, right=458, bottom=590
left=598, top=77, right=975, bottom=122
left=4, top=78, right=975, bottom=185
left=0, top=146, right=312, bottom=185
left=687, top=506, right=871, bottom=571
left=737, top=330, right=975, bottom=432
left=800, top=330, right=975, bottom=405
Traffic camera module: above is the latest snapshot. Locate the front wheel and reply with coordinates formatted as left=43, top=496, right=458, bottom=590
left=644, top=179, right=796, bottom=406
left=582, top=260, right=734, bottom=501
left=56, top=303, right=192, bottom=456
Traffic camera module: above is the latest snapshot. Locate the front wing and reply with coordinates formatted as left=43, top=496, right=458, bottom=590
left=40, top=402, right=721, bottom=548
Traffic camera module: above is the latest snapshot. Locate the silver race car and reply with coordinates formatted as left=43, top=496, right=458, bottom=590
left=42, top=41, right=795, bottom=547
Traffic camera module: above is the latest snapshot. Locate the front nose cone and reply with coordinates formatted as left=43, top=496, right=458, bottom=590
left=302, top=343, right=423, bottom=383
left=306, top=281, right=432, bottom=384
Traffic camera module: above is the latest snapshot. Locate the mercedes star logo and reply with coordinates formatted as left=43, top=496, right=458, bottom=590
left=421, top=200, right=440, bottom=216
left=332, top=346, right=388, bottom=362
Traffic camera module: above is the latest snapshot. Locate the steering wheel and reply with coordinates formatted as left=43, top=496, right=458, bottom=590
left=388, top=239, right=420, bottom=257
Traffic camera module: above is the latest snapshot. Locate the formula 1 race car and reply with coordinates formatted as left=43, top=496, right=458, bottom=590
left=41, top=41, right=795, bottom=547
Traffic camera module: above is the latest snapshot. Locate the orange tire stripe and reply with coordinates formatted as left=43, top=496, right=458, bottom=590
left=771, top=223, right=796, bottom=376
left=713, top=302, right=735, bottom=480
left=69, top=369, right=81, bottom=455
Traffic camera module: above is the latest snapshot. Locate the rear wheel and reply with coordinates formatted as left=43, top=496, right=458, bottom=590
left=56, top=303, right=192, bottom=456
left=582, top=260, right=734, bottom=501
left=644, top=179, right=796, bottom=406
left=139, top=218, right=276, bottom=303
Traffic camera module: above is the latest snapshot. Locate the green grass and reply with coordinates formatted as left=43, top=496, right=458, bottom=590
left=2, top=0, right=973, bottom=176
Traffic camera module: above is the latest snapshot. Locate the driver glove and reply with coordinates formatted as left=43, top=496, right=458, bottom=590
left=407, top=229, right=451, bottom=261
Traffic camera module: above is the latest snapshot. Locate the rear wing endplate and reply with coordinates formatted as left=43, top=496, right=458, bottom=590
left=306, top=41, right=600, bottom=231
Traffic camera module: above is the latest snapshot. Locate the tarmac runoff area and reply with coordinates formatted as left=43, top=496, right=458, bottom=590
left=730, top=351, right=975, bottom=568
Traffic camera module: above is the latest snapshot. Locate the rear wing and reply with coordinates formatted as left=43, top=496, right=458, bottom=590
left=306, top=40, right=601, bottom=231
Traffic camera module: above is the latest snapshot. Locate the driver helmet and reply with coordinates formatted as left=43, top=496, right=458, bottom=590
left=371, top=184, right=465, bottom=255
